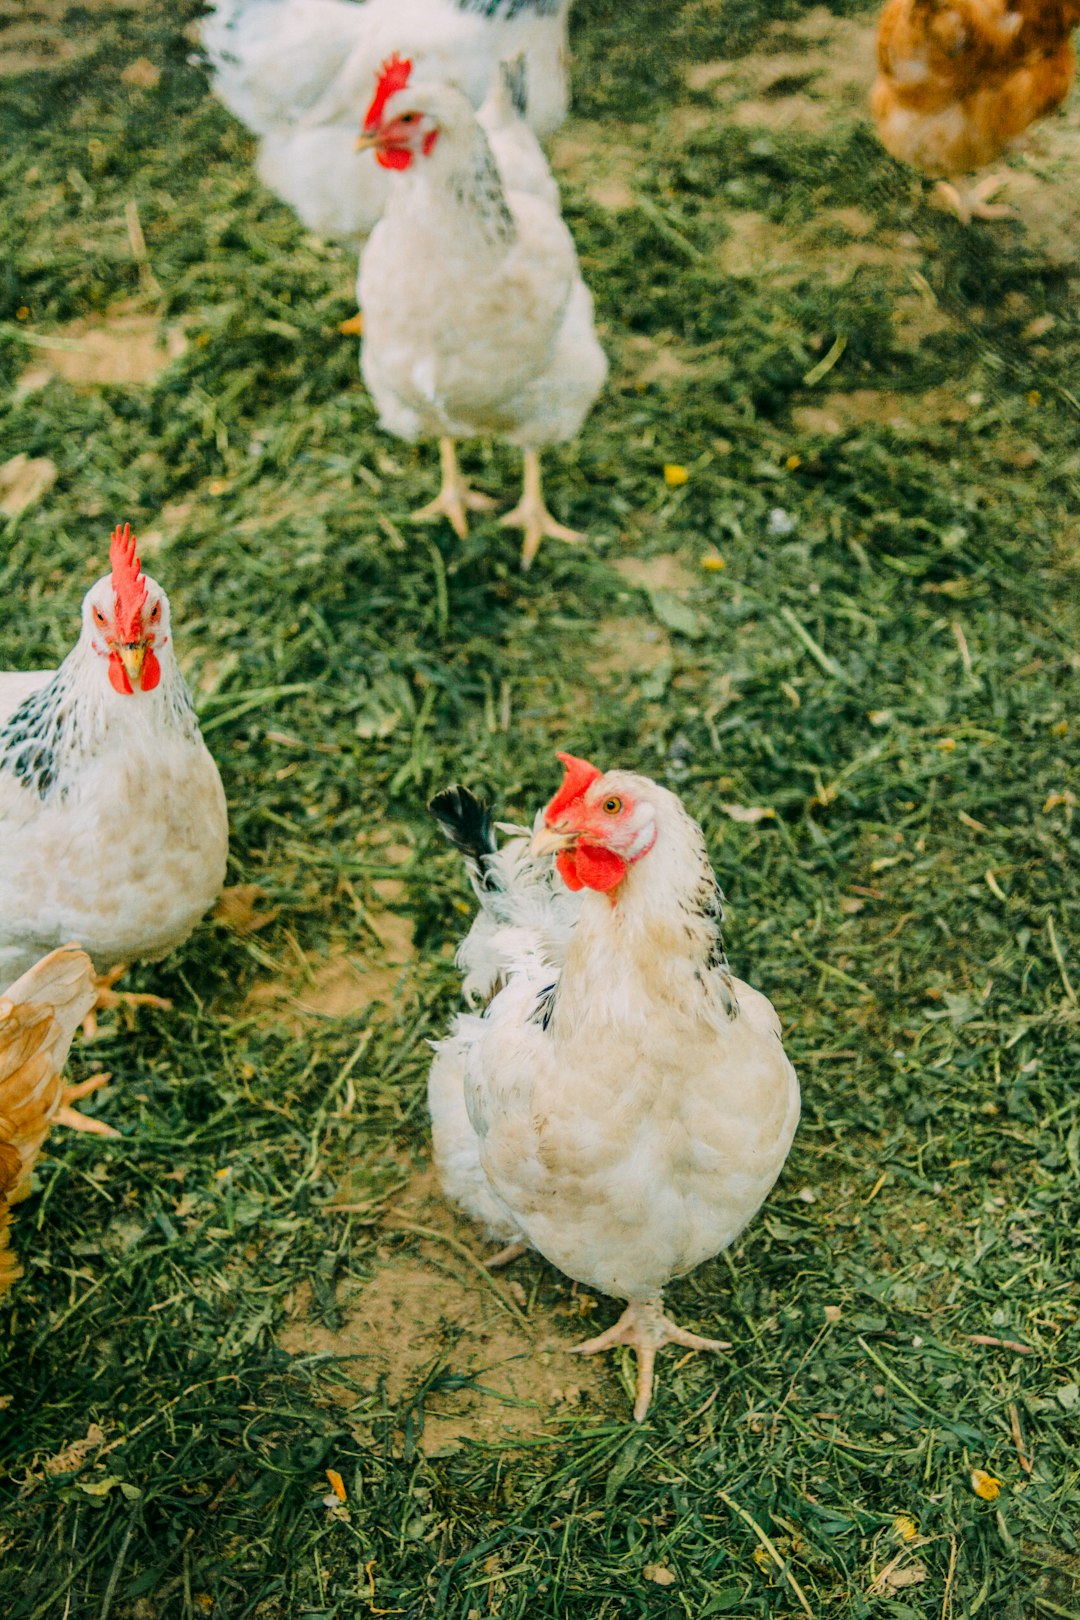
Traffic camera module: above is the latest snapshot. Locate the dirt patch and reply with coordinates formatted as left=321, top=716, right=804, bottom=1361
left=586, top=615, right=671, bottom=679
left=792, top=385, right=975, bottom=439
left=612, top=554, right=696, bottom=593
left=686, top=12, right=877, bottom=136
left=717, top=208, right=922, bottom=287
left=356, top=824, right=415, bottom=908
left=625, top=333, right=702, bottom=391
left=0, top=454, right=56, bottom=518
left=18, top=308, right=187, bottom=391
left=245, top=928, right=413, bottom=1032
left=550, top=123, right=650, bottom=213
left=0, top=0, right=152, bottom=76
left=280, top=1167, right=607, bottom=1451
left=792, top=391, right=901, bottom=437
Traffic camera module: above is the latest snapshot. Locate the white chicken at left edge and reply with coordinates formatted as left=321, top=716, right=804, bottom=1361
left=428, top=755, right=801, bottom=1422
left=0, top=525, right=228, bottom=1006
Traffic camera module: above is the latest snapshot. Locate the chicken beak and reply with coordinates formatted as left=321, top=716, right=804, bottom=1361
left=531, top=824, right=574, bottom=858
left=118, top=641, right=147, bottom=684
left=354, top=130, right=378, bottom=153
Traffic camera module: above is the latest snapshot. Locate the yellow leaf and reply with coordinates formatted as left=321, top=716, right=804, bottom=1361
left=752, top=1546, right=772, bottom=1573
left=701, top=551, right=725, bottom=571
left=326, top=1467, right=346, bottom=1502
left=893, top=1513, right=919, bottom=1541
left=971, top=1469, right=1002, bottom=1501
left=663, top=463, right=689, bottom=487
left=785, top=454, right=802, bottom=471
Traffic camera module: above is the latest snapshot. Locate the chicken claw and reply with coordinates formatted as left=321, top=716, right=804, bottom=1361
left=55, top=1072, right=120, bottom=1138
left=935, top=175, right=1015, bottom=225
left=411, top=437, right=495, bottom=540
left=570, top=1296, right=731, bottom=1422
left=81, top=965, right=173, bottom=1040
left=501, top=449, right=585, bottom=570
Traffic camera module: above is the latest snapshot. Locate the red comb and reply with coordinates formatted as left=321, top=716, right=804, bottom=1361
left=545, top=752, right=602, bottom=823
left=364, top=54, right=413, bottom=131
left=109, top=522, right=147, bottom=641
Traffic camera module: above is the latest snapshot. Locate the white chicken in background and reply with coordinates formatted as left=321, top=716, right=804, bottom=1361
left=0, top=526, right=228, bottom=1022
left=200, top=0, right=573, bottom=246
left=0, top=948, right=104, bottom=1300
left=357, top=56, right=607, bottom=566
left=428, top=755, right=801, bottom=1422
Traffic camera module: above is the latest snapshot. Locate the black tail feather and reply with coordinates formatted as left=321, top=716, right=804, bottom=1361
left=500, top=54, right=528, bottom=119
left=429, top=785, right=500, bottom=891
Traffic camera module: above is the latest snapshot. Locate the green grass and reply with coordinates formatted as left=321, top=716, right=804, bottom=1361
left=1, top=0, right=1078, bottom=1614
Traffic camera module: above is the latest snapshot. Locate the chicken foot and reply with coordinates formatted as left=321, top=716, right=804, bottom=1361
left=570, top=1295, right=731, bottom=1422
left=484, top=1239, right=528, bottom=1269
left=55, top=1072, right=120, bottom=1138
left=82, top=964, right=173, bottom=1040
left=411, top=437, right=496, bottom=540
left=935, top=175, right=1014, bottom=225
left=501, top=449, right=585, bottom=571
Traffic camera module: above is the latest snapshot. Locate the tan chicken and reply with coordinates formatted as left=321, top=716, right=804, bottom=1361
left=0, top=948, right=103, bottom=1301
left=428, top=756, right=800, bottom=1421
left=871, top=0, right=1080, bottom=221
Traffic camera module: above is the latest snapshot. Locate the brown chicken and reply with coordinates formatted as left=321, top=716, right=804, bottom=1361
left=0, top=948, right=103, bottom=1301
left=871, top=0, right=1080, bottom=221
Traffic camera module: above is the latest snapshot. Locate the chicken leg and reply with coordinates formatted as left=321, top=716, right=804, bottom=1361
left=935, top=175, right=1014, bottom=224
left=485, top=1239, right=528, bottom=1269
left=570, top=1296, right=731, bottom=1422
left=81, top=964, right=172, bottom=1040
left=411, top=438, right=495, bottom=540
left=501, top=449, right=585, bottom=571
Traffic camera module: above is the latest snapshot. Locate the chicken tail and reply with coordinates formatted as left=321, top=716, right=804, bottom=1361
left=499, top=55, right=529, bottom=121
left=476, top=52, right=530, bottom=134
left=429, top=786, right=501, bottom=895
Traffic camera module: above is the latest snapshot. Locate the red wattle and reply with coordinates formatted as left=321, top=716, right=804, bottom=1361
left=108, top=651, right=133, bottom=695
left=422, top=129, right=439, bottom=156
left=556, top=848, right=584, bottom=891
left=141, top=649, right=161, bottom=691
left=376, top=148, right=412, bottom=170
left=557, top=843, right=628, bottom=894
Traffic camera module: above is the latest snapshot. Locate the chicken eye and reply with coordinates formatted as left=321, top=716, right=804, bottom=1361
left=602, top=797, right=622, bottom=815
left=399, top=112, right=418, bottom=124
left=92, top=606, right=107, bottom=628
left=149, top=601, right=161, bottom=624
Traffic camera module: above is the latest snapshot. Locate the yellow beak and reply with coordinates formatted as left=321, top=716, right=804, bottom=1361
left=531, top=824, right=574, bottom=858
left=118, top=642, right=147, bottom=684
left=354, top=131, right=378, bottom=153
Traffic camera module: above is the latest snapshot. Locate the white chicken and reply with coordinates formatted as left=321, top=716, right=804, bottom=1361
left=357, top=56, right=607, bottom=566
left=0, top=526, right=228, bottom=1018
left=0, top=948, right=101, bottom=1300
left=428, top=755, right=801, bottom=1421
left=200, top=0, right=572, bottom=246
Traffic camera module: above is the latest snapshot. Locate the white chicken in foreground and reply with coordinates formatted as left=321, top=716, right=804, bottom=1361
left=0, top=526, right=228, bottom=1016
left=356, top=55, right=607, bottom=567
left=0, top=948, right=101, bottom=1300
left=200, top=0, right=572, bottom=246
left=428, top=755, right=801, bottom=1421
